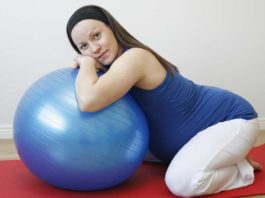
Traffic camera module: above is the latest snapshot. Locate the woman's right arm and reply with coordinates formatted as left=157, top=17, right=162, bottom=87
left=74, top=48, right=150, bottom=112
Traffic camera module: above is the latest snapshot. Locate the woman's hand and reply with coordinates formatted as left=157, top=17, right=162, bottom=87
left=72, top=55, right=107, bottom=72
left=72, top=55, right=98, bottom=69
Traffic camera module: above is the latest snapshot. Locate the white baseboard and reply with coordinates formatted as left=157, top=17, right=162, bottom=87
left=1, top=117, right=265, bottom=139
left=0, top=125, right=13, bottom=139
left=259, top=117, right=265, bottom=130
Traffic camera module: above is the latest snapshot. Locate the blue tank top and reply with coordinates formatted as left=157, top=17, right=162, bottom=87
left=129, top=70, right=257, bottom=163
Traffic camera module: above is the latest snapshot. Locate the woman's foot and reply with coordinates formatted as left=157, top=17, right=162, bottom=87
left=246, top=157, right=263, bottom=171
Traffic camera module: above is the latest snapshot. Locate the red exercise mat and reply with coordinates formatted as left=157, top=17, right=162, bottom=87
left=0, top=144, right=264, bottom=198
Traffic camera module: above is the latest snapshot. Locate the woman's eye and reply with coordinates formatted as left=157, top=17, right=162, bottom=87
left=80, top=44, right=88, bottom=50
left=94, top=32, right=101, bottom=40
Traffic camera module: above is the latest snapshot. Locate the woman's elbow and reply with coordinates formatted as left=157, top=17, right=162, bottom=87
left=77, top=97, right=98, bottom=113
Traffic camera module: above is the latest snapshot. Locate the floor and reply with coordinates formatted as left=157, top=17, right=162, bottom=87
left=0, top=130, right=265, bottom=197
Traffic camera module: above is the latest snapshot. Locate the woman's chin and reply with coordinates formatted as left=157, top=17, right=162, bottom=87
left=101, top=58, right=115, bottom=66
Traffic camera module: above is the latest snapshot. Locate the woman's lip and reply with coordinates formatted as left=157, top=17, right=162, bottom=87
left=98, top=51, right=107, bottom=59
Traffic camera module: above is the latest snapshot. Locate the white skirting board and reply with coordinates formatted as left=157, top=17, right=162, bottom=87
left=1, top=118, right=265, bottom=139
left=0, top=124, right=13, bottom=139
left=258, top=117, right=265, bottom=130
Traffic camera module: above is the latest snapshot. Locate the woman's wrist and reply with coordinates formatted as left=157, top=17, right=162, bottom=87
left=79, top=57, right=97, bottom=69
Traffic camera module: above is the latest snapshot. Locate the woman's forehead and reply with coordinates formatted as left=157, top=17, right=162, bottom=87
left=71, top=19, right=104, bottom=41
left=73, top=19, right=104, bottom=33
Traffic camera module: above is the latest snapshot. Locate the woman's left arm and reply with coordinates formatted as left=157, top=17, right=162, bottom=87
left=75, top=48, right=148, bottom=112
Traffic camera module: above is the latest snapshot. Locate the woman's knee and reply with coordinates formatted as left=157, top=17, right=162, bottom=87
left=165, top=169, right=218, bottom=197
left=165, top=167, right=205, bottom=197
left=165, top=164, right=243, bottom=197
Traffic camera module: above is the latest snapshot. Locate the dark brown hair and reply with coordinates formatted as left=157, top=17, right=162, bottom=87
left=67, top=5, right=178, bottom=74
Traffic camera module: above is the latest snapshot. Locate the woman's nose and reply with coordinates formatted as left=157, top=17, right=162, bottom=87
left=90, top=43, right=101, bottom=54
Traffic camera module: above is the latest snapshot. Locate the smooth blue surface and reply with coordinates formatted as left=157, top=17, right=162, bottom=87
left=13, top=68, right=149, bottom=190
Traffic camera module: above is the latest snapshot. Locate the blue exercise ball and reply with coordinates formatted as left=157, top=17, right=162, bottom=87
left=13, top=68, right=149, bottom=191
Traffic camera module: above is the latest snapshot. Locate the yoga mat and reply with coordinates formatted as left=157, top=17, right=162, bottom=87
left=0, top=144, right=264, bottom=198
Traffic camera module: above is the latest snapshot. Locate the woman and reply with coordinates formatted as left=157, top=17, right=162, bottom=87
left=66, top=5, right=261, bottom=197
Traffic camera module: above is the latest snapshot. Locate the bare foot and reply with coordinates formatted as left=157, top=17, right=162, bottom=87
left=246, top=157, right=263, bottom=171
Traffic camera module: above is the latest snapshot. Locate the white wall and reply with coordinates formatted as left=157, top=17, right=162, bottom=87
left=0, top=0, right=265, bottom=138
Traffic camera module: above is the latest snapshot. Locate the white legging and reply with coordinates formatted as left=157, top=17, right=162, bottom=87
left=146, top=118, right=260, bottom=197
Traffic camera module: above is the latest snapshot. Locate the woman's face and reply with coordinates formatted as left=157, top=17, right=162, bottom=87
left=71, top=19, right=122, bottom=65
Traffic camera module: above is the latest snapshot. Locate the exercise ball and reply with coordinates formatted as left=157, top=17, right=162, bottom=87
left=13, top=68, right=149, bottom=191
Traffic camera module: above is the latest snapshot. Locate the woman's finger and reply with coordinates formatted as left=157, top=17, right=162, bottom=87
left=71, top=60, right=79, bottom=69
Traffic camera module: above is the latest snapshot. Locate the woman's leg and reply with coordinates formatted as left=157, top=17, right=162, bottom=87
left=165, top=118, right=260, bottom=197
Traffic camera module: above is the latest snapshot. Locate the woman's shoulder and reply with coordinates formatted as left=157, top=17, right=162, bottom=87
left=124, top=47, right=151, bottom=54
left=110, top=48, right=152, bottom=71
left=117, top=48, right=167, bottom=90
left=121, top=47, right=155, bottom=61
left=125, top=47, right=154, bottom=56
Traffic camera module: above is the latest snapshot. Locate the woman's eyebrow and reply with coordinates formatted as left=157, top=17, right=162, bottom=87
left=76, top=27, right=98, bottom=45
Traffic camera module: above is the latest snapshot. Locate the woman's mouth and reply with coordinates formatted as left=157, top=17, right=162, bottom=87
left=98, top=51, right=107, bottom=60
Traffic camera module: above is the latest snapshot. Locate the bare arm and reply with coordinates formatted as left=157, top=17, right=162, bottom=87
left=75, top=48, right=149, bottom=112
left=75, top=57, right=99, bottom=111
